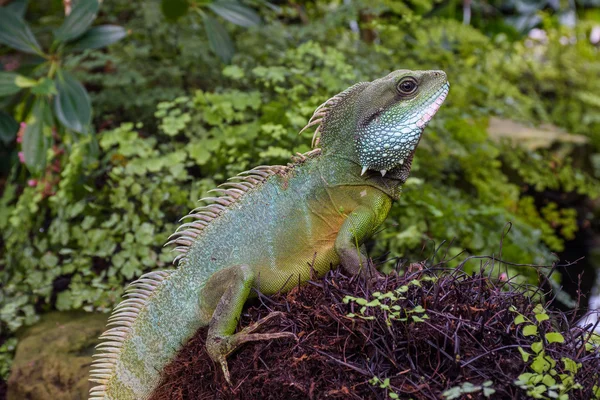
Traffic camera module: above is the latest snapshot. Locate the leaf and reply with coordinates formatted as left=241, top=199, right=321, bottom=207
left=207, top=1, right=261, bottom=27
left=561, top=357, right=580, bottom=374
left=518, top=346, right=531, bottom=362
left=22, top=99, right=52, bottom=174
left=523, top=325, right=538, bottom=336
left=0, top=111, right=18, bottom=144
left=161, top=0, right=189, bottom=21
left=531, top=341, right=543, bottom=354
left=68, top=25, right=127, bottom=51
left=0, top=7, right=42, bottom=55
left=53, top=0, right=99, bottom=43
left=514, top=315, right=526, bottom=325
left=0, top=72, right=21, bottom=97
left=53, top=70, right=92, bottom=134
left=4, top=0, right=29, bottom=17
left=545, top=332, right=565, bottom=344
left=535, top=313, right=549, bottom=323
left=31, top=78, right=57, bottom=96
left=203, top=14, right=234, bottom=63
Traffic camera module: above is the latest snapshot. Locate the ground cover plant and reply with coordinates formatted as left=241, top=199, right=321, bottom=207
left=149, top=259, right=600, bottom=400
left=1, top=0, right=600, bottom=393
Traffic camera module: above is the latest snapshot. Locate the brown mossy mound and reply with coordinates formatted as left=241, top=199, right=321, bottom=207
left=150, top=265, right=600, bottom=400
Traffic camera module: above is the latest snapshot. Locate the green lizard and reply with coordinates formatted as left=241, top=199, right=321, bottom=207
left=89, top=69, right=449, bottom=399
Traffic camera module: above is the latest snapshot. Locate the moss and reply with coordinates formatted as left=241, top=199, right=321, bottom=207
left=7, top=312, right=107, bottom=400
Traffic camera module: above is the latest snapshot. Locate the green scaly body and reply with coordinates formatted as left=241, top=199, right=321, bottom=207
left=89, top=70, right=449, bottom=399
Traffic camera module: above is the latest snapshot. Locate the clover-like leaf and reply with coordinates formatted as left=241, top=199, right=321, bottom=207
left=545, top=332, right=565, bottom=344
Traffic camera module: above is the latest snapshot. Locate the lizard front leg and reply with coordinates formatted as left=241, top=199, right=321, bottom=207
left=334, top=192, right=392, bottom=279
left=200, top=264, right=295, bottom=385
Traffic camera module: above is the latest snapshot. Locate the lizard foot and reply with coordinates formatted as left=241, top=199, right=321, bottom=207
left=206, top=312, right=296, bottom=385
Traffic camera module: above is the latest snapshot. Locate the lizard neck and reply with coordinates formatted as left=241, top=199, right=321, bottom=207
left=316, top=150, right=408, bottom=200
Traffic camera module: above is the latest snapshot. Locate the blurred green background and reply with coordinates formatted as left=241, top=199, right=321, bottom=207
left=1, top=0, right=600, bottom=384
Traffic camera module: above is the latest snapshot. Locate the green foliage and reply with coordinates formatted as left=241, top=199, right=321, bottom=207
left=0, top=0, right=126, bottom=174
left=2, top=0, right=600, bottom=381
left=161, top=0, right=261, bottom=62
left=369, top=376, right=400, bottom=399
left=510, top=304, right=590, bottom=399
left=344, top=278, right=432, bottom=324
left=443, top=380, right=495, bottom=399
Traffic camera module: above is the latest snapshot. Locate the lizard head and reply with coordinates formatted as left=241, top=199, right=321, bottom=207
left=354, top=70, right=449, bottom=176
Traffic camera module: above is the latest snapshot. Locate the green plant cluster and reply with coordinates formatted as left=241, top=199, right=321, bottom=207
left=1, top=0, right=600, bottom=380
left=511, top=304, right=600, bottom=399
left=343, top=277, right=432, bottom=324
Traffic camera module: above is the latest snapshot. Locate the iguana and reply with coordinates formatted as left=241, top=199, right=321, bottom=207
left=89, top=69, right=449, bottom=399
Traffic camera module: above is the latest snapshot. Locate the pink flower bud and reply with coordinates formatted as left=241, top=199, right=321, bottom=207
left=27, top=179, right=37, bottom=187
left=18, top=152, right=25, bottom=163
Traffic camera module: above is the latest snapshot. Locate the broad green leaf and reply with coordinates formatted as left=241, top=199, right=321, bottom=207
left=514, top=315, right=526, bottom=325
left=0, top=72, right=21, bottom=97
left=53, top=0, right=99, bottom=43
left=203, top=14, right=234, bottom=63
left=161, top=0, right=189, bottom=21
left=5, top=0, right=29, bottom=17
left=0, top=8, right=42, bottom=55
left=54, top=70, right=92, bottom=134
left=207, top=1, right=261, bottom=27
left=0, top=111, right=18, bottom=144
left=68, top=25, right=127, bottom=51
left=523, top=324, right=538, bottom=336
left=22, top=99, right=52, bottom=173
left=545, top=332, right=564, bottom=344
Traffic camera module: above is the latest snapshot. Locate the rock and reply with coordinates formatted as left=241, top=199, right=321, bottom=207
left=7, top=312, right=107, bottom=400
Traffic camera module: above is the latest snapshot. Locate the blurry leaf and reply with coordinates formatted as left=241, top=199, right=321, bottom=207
left=68, top=25, right=127, bottom=51
left=203, top=14, right=234, bottom=63
left=207, top=1, right=261, bottom=27
left=14, top=75, right=37, bottom=88
left=518, top=346, right=531, bottom=362
left=161, top=0, right=189, bottom=21
left=531, top=341, right=543, bottom=354
left=0, top=7, right=42, bottom=55
left=53, top=0, right=99, bottom=43
left=0, top=72, right=21, bottom=97
left=22, top=99, right=51, bottom=173
left=523, top=325, right=538, bottom=336
left=545, top=332, right=565, bottom=344
left=31, top=78, right=57, bottom=96
left=54, top=70, right=92, bottom=134
left=4, top=0, right=29, bottom=17
left=0, top=111, right=18, bottom=144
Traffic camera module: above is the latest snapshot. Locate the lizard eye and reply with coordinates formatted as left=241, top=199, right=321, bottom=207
left=397, top=78, right=418, bottom=96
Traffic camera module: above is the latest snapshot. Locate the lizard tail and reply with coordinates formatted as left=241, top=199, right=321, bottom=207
left=89, top=269, right=208, bottom=400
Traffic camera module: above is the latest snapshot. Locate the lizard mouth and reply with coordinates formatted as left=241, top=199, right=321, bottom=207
left=416, top=83, right=450, bottom=129
left=358, top=82, right=450, bottom=177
